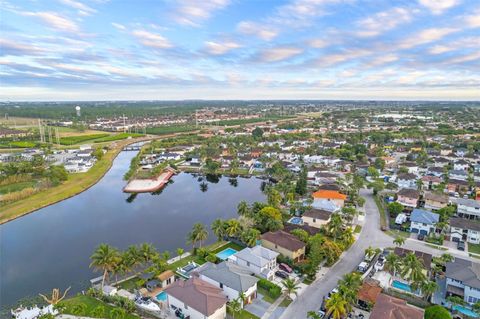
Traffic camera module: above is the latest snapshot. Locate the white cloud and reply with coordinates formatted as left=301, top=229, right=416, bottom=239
left=368, top=54, right=399, bottom=66
left=418, top=0, right=460, bottom=15
left=20, top=11, right=79, bottom=32
left=314, top=49, right=371, bottom=66
left=131, top=30, right=173, bottom=49
left=463, top=9, right=480, bottom=28
left=258, top=47, right=303, bottom=62
left=429, top=45, right=452, bottom=54
left=396, top=27, right=458, bottom=49
left=237, top=21, right=279, bottom=41
left=111, top=22, right=126, bottom=30
left=308, top=39, right=329, bottom=48
left=172, top=0, right=230, bottom=26
left=356, top=7, right=416, bottom=37
left=58, top=0, right=96, bottom=15
left=204, top=41, right=241, bottom=55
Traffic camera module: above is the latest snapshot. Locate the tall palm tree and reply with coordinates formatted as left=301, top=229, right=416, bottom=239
left=339, top=228, right=355, bottom=247
left=194, top=223, right=209, bottom=248
left=325, top=293, right=348, bottom=319
left=339, top=272, right=362, bottom=293
left=176, top=248, right=184, bottom=258
left=241, top=228, right=260, bottom=247
left=281, top=278, right=300, bottom=300
left=237, top=201, right=250, bottom=217
left=393, top=237, right=405, bottom=247
left=125, top=245, right=141, bottom=271
left=225, top=219, right=242, bottom=238
left=90, top=244, right=120, bottom=289
left=384, top=254, right=401, bottom=277
left=211, top=219, right=226, bottom=241
left=400, top=253, right=427, bottom=286
left=327, top=213, right=344, bottom=240
left=139, top=243, right=158, bottom=265
left=227, top=298, right=242, bottom=319
left=421, top=280, right=438, bottom=301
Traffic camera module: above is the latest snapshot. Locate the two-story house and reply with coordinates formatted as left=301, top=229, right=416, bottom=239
left=421, top=176, right=442, bottom=190
left=396, top=188, right=420, bottom=208
left=457, top=199, right=480, bottom=220
left=231, top=246, right=278, bottom=281
left=446, top=258, right=480, bottom=304
left=424, top=192, right=449, bottom=211
left=396, top=173, right=418, bottom=189
left=261, top=230, right=306, bottom=262
left=196, top=261, right=258, bottom=307
left=454, top=159, right=470, bottom=171
left=409, top=209, right=439, bottom=235
left=449, top=217, right=480, bottom=244
left=301, top=208, right=332, bottom=228
left=311, top=190, right=347, bottom=208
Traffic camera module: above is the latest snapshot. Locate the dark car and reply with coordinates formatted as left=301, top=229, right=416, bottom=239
left=279, top=263, right=293, bottom=273
left=275, top=270, right=289, bottom=279
left=417, top=233, right=425, bottom=241
left=458, top=241, right=465, bottom=251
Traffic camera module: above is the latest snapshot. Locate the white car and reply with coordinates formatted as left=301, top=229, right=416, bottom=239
left=374, top=259, right=385, bottom=271
left=357, top=261, right=369, bottom=273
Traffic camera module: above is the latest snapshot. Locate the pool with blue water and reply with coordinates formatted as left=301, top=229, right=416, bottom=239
left=156, top=291, right=167, bottom=302
left=216, top=247, right=238, bottom=260
left=392, top=280, right=412, bottom=292
left=454, top=305, right=479, bottom=318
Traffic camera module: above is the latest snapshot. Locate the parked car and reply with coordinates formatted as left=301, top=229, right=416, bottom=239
left=357, top=261, right=369, bottom=273
left=417, top=233, right=425, bottom=241
left=458, top=241, right=465, bottom=251
left=279, top=263, right=293, bottom=273
left=275, top=270, right=289, bottom=279
left=317, top=309, right=326, bottom=318
left=326, top=287, right=338, bottom=300
left=374, top=257, right=385, bottom=271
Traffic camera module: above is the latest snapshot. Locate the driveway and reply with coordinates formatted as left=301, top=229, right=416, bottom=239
left=279, top=188, right=476, bottom=318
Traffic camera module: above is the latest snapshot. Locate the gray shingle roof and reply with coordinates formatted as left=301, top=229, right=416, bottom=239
left=456, top=198, right=480, bottom=209
left=196, top=261, right=258, bottom=293
left=410, top=209, right=439, bottom=225
left=234, top=246, right=278, bottom=268
left=446, top=258, right=480, bottom=289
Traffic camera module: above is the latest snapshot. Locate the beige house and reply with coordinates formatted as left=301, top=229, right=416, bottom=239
left=261, top=230, right=306, bottom=262
left=302, top=208, right=332, bottom=228
left=157, top=270, right=175, bottom=288
left=424, top=192, right=449, bottom=211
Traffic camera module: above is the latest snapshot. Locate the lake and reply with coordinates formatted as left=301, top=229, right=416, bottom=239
left=0, top=150, right=266, bottom=308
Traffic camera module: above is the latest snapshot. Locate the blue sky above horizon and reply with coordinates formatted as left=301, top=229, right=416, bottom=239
left=0, top=0, right=479, bottom=101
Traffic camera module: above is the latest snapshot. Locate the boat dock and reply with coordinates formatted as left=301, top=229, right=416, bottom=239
left=123, top=168, right=175, bottom=193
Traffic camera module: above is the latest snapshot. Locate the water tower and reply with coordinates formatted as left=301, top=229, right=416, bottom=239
left=75, top=105, right=81, bottom=117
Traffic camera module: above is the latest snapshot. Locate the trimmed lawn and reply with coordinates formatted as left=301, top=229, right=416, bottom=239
left=279, top=298, right=292, bottom=307
left=386, top=229, right=410, bottom=239
left=469, top=243, right=480, bottom=255
left=227, top=308, right=260, bottom=319
left=62, top=295, right=139, bottom=319
left=354, top=225, right=362, bottom=233
left=117, top=277, right=141, bottom=290
left=211, top=241, right=246, bottom=254
left=257, top=287, right=279, bottom=304
left=374, top=196, right=387, bottom=229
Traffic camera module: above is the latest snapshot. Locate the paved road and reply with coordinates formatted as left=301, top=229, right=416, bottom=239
left=280, top=188, right=475, bottom=319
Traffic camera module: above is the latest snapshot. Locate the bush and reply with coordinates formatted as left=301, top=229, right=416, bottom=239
left=425, top=305, right=451, bottom=319
left=258, top=279, right=281, bottom=299
left=205, top=253, right=219, bottom=263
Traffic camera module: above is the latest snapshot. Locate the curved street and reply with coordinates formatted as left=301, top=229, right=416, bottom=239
left=280, top=188, right=474, bottom=319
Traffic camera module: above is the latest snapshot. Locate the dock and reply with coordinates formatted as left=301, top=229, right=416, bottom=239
left=123, top=168, right=175, bottom=193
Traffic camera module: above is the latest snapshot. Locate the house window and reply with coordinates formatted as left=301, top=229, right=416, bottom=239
left=468, top=296, right=479, bottom=304
left=220, top=283, right=223, bottom=288
left=247, top=262, right=250, bottom=266
left=313, top=218, right=316, bottom=223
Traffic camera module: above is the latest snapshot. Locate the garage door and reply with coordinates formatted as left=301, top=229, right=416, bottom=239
left=420, top=230, right=428, bottom=235
left=411, top=228, right=419, bottom=233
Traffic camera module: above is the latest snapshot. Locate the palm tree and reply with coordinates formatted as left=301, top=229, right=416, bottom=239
left=441, top=253, right=454, bottom=263
left=90, top=244, right=120, bottom=289
left=384, top=254, right=402, bottom=276
left=325, top=293, right=348, bottom=319
left=339, top=272, right=362, bottom=293
left=240, top=228, right=260, bottom=247
left=176, top=248, right=184, bottom=258
left=125, top=245, right=141, bottom=271
left=421, top=280, right=438, bottom=301
left=227, top=298, right=242, bottom=319
left=400, top=253, right=427, bottom=286
left=237, top=201, right=250, bottom=217
left=281, top=278, right=300, bottom=300
left=327, top=213, right=343, bottom=240
left=307, top=311, right=322, bottom=319
left=162, top=251, right=171, bottom=261
left=139, top=243, right=158, bottom=265
left=364, top=246, right=376, bottom=259
left=339, top=227, right=355, bottom=247
left=225, top=219, right=242, bottom=238
left=393, top=237, right=405, bottom=247
left=211, top=219, right=226, bottom=241
left=194, top=223, right=209, bottom=248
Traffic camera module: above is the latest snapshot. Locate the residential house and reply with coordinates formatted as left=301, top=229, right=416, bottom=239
left=165, top=277, right=227, bottom=319
left=433, top=157, right=450, bottom=168
left=157, top=270, right=175, bottom=289
left=356, top=278, right=382, bottom=309
left=301, top=208, right=332, bottom=228
left=232, top=246, right=278, bottom=281
left=261, top=230, right=306, bottom=262
left=447, top=179, right=470, bottom=194
left=195, top=261, right=258, bottom=307
left=409, top=209, right=439, bottom=235
left=423, top=192, right=449, bottom=211
left=427, top=166, right=445, bottom=178
left=312, top=189, right=347, bottom=208
left=449, top=217, right=480, bottom=244
left=396, top=188, right=420, bottom=208
left=421, top=175, right=442, bottom=190
left=393, top=247, right=432, bottom=273
left=396, top=173, right=418, bottom=189
left=370, top=294, right=423, bottom=319
left=457, top=198, right=480, bottom=220
left=401, top=162, right=420, bottom=175
left=454, top=159, right=470, bottom=171
left=446, top=258, right=480, bottom=304
left=449, top=169, right=468, bottom=181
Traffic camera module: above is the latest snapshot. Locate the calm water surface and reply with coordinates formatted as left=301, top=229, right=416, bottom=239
left=0, top=151, right=265, bottom=308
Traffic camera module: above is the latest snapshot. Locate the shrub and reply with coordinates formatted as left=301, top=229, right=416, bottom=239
left=205, top=253, right=218, bottom=263
left=425, top=305, right=451, bottom=319
left=258, top=279, right=281, bottom=298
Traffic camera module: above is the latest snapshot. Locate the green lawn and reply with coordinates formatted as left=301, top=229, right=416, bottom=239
left=62, top=295, right=140, bottom=319
left=279, top=298, right=292, bottom=307
left=227, top=308, right=260, bottom=319
left=386, top=229, right=410, bottom=239
left=354, top=225, right=362, bottom=233
left=257, top=287, right=280, bottom=304
left=469, top=243, right=480, bottom=254
left=117, top=277, right=142, bottom=290
left=373, top=196, right=388, bottom=229
left=210, top=241, right=246, bottom=254
left=0, top=180, right=36, bottom=194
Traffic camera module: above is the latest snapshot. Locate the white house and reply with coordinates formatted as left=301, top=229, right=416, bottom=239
left=396, top=173, right=418, bottom=189
left=454, top=160, right=470, bottom=171
left=457, top=199, right=480, bottom=220
left=449, top=217, right=480, bottom=244
left=409, top=209, right=439, bottom=235
left=165, top=277, right=227, bottom=319
left=196, top=261, right=258, bottom=307
left=446, top=258, right=480, bottom=304
left=230, top=246, right=278, bottom=281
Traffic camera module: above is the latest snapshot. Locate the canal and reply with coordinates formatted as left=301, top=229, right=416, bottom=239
left=0, top=150, right=266, bottom=309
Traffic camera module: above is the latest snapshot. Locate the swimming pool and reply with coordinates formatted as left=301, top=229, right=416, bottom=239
left=288, top=217, right=303, bottom=225
left=156, top=291, right=167, bottom=302
left=216, top=247, right=238, bottom=260
left=453, top=305, right=479, bottom=318
left=392, top=280, right=412, bottom=292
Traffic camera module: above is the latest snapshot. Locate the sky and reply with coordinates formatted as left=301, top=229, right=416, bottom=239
left=0, top=0, right=479, bottom=101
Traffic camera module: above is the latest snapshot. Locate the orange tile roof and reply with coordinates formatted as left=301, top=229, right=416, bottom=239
left=357, top=279, right=382, bottom=303
left=312, top=190, right=347, bottom=200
